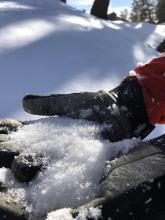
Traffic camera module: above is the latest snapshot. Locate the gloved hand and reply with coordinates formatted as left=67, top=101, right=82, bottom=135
left=23, top=79, right=154, bottom=142
left=23, top=89, right=134, bottom=143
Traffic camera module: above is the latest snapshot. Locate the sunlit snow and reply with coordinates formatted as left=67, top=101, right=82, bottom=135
left=0, top=0, right=164, bottom=219
left=0, top=117, right=139, bottom=219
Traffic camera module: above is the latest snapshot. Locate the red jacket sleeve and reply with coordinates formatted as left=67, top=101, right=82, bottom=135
left=127, top=54, right=165, bottom=125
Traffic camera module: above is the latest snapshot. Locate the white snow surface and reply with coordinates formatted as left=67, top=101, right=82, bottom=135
left=0, top=0, right=165, bottom=219
left=46, top=207, right=102, bottom=220
left=0, top=0, right=164, bottom=137
left=0, top=117, right=139, bottom=219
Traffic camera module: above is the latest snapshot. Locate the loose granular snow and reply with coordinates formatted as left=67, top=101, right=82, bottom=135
left=46, top=208, right=73, bottom=220
left=0, top=117, right=140, bottom=219
left=46, top=207, right=102, bottom=220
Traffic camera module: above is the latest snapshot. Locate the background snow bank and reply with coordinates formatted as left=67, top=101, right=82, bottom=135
left=0, top=117, right=139, bottom=219
left=0, top=0, right=164, bottom=138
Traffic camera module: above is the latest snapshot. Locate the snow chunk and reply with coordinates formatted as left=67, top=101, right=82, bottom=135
left=76, top=207, right=102, bottom=220
left=129, top=70, right=137, bottom=76
left=46, top=208, right=73, bottom=220
left=137, top=62, right=144, bottom=67
left=46, top=207, right=102, bottom=220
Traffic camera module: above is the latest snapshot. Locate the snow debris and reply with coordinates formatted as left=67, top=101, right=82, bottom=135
left=76, top=207, right=102, bottom=220
left=129, top=70, right=137, bottom=76
left=46, top=207, right=102, bottom=220
left=160, top=52, right=165, bottom=57
left=3, top=117, right=139, bottom=219
left=144, top=198, right=152, bottom=205
left=137, top=62, right=144, bottom=67
left=46, top=208, right=73, bottom=220
left=152, top=98, right=156, bottom=103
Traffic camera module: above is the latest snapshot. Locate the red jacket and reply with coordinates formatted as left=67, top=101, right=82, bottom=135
left=128, top=53, right=165, bottom=125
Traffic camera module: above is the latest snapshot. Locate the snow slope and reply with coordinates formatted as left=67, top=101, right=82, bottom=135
left=0, top=1, right=165, bottom=219
left=0, top=0, right=164, bottom=138
left=0, top=0, right=164, bottom=119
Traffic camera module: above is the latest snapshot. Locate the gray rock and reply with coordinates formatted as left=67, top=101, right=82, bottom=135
left=0, top=143, right=20, bottom=168
left=72, top=141, right=165, bottom=220
left=0, top=182, right=7, bottom=192
left=11, top=153, right=45, bottom=183
left=0, top=192, right=27, bottom=220
left=0, top=119, right=22, bottom=134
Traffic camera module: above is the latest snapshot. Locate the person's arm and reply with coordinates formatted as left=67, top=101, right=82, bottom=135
left=126, top=53, right=165, bottom=125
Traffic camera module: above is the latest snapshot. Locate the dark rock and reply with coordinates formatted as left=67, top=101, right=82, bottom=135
left=107, top=12, right=118, bottom=20
left=72, top=141, right=165, bottom=220
left=0, top=182, right=7, bottom=192
left=11, top=153, right=44, bottom=183
left=157, top=39, right=165, bottom=53
left=0, top=119, right=22, bottom=134
left=0, top=192, right=27, bottom=220
left=0, top=143, right=20, bottom=168
left=107, top=12, right=127, bottom=21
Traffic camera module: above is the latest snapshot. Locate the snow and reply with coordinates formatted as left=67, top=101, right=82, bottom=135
left=0, top=0, right=164, bottom=219
left=0, top=0, right=163, bottom=122
left=46, top=207, right=102, bottom=220
left=0, top=117, right=140, bottom=219
left=0, top=1, right=164, bottom=138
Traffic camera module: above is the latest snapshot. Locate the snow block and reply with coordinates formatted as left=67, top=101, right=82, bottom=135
left=73, top=136, right=165, bottom=220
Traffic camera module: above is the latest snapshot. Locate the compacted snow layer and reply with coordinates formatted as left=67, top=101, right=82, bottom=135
left=0, top=117, right=139, bottom=219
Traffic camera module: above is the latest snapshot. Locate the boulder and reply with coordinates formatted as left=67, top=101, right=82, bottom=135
left=0, top=119, right=22, bottom=134
left=72, top=135, right=165, bottom=220
left=0, top=192, right=27, bottom=220
left=0, top=143, right=20, bottom=168
left=11, top=153, right=45, bottom=183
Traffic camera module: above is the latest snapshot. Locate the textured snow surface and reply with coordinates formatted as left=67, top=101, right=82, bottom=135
left=0, top=0, right=164, bottom=137
left=46, top=207, right=102, bottom=220
left=0, top=0, right=164, bottom=218
left=0, top=117, right=139, bottom=219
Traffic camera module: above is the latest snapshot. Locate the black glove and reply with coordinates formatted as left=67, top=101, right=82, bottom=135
left=23, top=80, right=154, bottom=142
